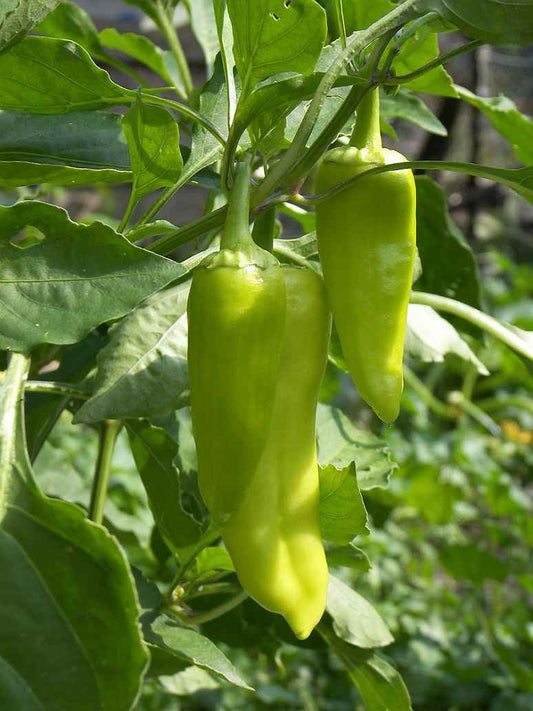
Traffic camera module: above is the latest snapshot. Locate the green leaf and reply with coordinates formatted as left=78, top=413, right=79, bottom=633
left=327, top=575, right=394, bottom=649
left=393, top=26, right=455, bottom=97
left=99, top=28, right=181, bottom=87
left=327, top=543, right=372, bottom=572
left=403, top=465, right=460, bottom=525
left=185, top=55, right=230, bottom=178
left=74, top=282, right=189, bottom=424
left=406, top=305, right=488, bottom=374
left=0, top=0, right=59, bottom=53
left=0, top=110, right=131, bottom=187
left=0, top=201, right=182, bottom=351
left=184, top=0, right=220, bottom=73
left=439, top=544, right=510, bottom=585
left=415, top=176, right=481, bottom=310
left=191, top=546, right=235, bottom=577
left=456, top=85, right=533, bottom=166
left=227, top=0, right=327, bottom=91
left=146, top=615, right=252, bottom=689
left=125, top=419, right=203, bottom=558
left=320, top=620, right=411, bottom=711
left=317, top=404, right=397, bottom=490
left=319, top=463, right=369, bottom=544
left=381, top=91, right=447, bottom=136
left=35, top=1, right=102, bottom=56
left=0, top=36, right=132, bottom=113
left=122, top=98, right=182, bottom=205
left=420, top=0, right=533, bottom=46
left=0, top=352, right=149, bottom=709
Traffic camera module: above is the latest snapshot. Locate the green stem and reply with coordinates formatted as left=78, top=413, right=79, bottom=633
left=154, top=0, right=193, bottom=98
left=25, top=381, right=90, bottom=400
left=403, top=365, right=457, bottom=420
left=349, top=87, right=382, bottom=153
left=182, top=591, right=249, bottom=625
left=252, top=207, right=276, bottom=252
left=383, top=39, right=483, bottom=86
left=334, top=0, right=348, bottom=49
left=221, top=158, right=253, bottom=251
left=410, top=292, right=533, bottom=363
left=141, top=93, right=226, bottom=146
left=170, top=525, right=220, bottom=591
left=88, top=420, right=121, bottom=525
left=253, top=0, right=419, bottom=202
left=447, top=392, right=501, bottom=436
left=380, top=11, right=440, bottom=79
left=118, top=192, right=137, bottom=234
left=478, top=395, right=533, bottom=417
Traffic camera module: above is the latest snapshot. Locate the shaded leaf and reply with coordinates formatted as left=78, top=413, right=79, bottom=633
left=0, top=0, right=59, bottom=53
left=0, top=201, right=182, bottom=351
left=0, top=36, right=131, bottom=114
left=317, top=405, right=397, bottom=490
left=146, top=615, right=252, bottom=689
left=126, top=419, right=203, bottom=558
left=0, top=353, right=149, bottom=710
left=122, top=98, right=182, bottom=205
left=319, top=463, right=369, bottom=544
left=75, top=282, right=189, bottom=423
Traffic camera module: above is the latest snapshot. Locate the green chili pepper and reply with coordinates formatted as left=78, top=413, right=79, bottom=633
left=315, top=88, right=417, bottom=423
left=188, top=161, right=330, bottom=638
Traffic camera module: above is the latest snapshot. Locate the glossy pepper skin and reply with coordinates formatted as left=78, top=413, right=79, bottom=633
left=188, top=161, right=330, bottom=638
left=223, top=266, right=331, bottom=639
left=315, top=89, right=416, bottom=424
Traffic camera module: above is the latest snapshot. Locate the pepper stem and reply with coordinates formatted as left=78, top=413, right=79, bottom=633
left=220, top=158, right=253, bottom=252
left=349, top=87, right=382, bottom=154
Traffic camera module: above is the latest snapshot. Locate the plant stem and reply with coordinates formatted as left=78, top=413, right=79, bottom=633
left=182, top=590, right=248, bottom=625
left=141, top=93, right=226, bottom=146
left=447, top=391, right=501, bottom=436
left=349, top=87, right=382, bottom=152
left=118, top=192, right=136, bottom=234
left=410, top=292, right=533, bottom=363
left=221, top=158, right=252, bottom=250
left=170, top=525, right=220, bottom=591
left=88, top=420, right=121, bottom=525
left=154, top=0, right=193, bottom=98
left=383, top=39, right=483, bottom=86
left=403, top=365, right=457, bottom=420
left=25, top=381, right=90, bottom=400
left=478, top=395, right=533, bottom=417
left=254, top=0, right=419, bottom=202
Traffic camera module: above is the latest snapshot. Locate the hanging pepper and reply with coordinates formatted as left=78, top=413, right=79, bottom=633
left=188, top=161, right=330, bottom=639
left=315, top=87, right=417, bottom=423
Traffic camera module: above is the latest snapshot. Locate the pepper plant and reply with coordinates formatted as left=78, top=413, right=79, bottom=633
left=1, top=1, right=533, bottom=709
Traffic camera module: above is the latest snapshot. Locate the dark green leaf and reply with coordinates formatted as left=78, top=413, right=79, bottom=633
left=0, top=201, right=182, bottom=351
left=122, top=98, right=182, bottom=205
left=421, top=0, right=533, bottom=46
left=319, top=464, right=369, bottom=544
left=0, top=0, right=59, bottom=53
left=415, top=176, right=481, bottom=309
left=0, top=36, right=132, bottom=113
left=74, top=282, right=189, bottom=424
left=146, top=615, right=252, bottom=689
left=327, top=543, right=372, bottom=572
left=0, top=110, right=131, bottom=187
left=126, top=419, right=203, bottom=557
left=0, top=352, right=149, bottom=710
left=439, top=544, right=510, bottom=585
